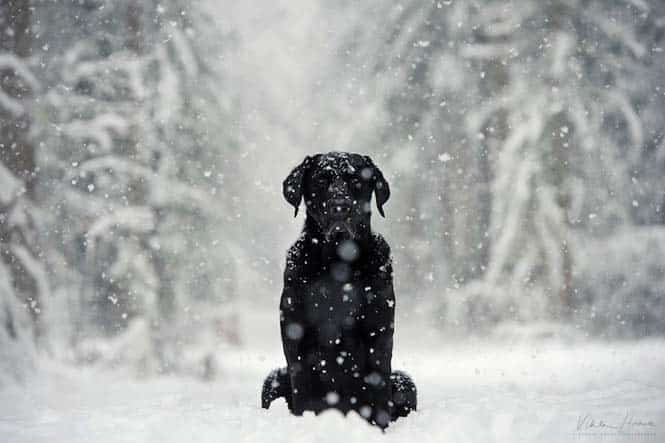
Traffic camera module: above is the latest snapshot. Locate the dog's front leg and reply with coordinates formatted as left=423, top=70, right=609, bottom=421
left=280, top=285, right=311, bottom=415
left=363, top=284, right=395, bottom=429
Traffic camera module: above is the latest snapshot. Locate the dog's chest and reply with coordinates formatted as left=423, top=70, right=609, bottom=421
left=302, top=271, right=369, bottom=337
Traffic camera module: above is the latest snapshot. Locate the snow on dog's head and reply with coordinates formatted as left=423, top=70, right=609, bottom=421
left=282, top=152, right=390, bottom=241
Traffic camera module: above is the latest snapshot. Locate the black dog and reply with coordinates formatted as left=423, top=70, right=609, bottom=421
left=261, top=152, right=416, bottom=428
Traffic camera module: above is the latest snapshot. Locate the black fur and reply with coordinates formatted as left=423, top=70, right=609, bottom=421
left=262, top=366, right=417, bottom=422
left=261, top=152, right=416, bottom=429
left=390, top=370, right=417, bottom=418
left=261, top=367, right=291, bottom=410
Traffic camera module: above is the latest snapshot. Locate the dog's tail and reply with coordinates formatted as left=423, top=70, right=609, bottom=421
left=261, top=367, right=291, bottom=409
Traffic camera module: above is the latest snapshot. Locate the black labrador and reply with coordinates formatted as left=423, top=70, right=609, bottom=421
left=261, top=152, right=416, bottom=429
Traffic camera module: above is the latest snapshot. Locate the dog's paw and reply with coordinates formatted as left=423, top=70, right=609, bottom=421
left=261, top=367, right=290, bottom=409
left=391, top=370, right=417, bottom=419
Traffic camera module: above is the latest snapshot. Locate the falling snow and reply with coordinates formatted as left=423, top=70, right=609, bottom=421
left=1, top=1, right=665, bottom=442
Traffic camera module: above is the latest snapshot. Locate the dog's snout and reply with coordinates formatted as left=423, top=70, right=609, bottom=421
left=328, top=178, right=353, bottom=216
left=329, top=178, right=349, bottom=195
left=331, top=198, right=352, bottom=216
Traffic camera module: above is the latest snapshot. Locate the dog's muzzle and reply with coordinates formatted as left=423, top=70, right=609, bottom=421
left=324, top=199, right=355, bottom=240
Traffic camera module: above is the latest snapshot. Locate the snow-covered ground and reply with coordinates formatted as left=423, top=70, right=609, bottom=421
left=2, top=309, right=665, bottom=443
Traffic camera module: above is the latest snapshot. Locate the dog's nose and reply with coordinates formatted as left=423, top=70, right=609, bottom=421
left=331, top=199, right=352, bottom=216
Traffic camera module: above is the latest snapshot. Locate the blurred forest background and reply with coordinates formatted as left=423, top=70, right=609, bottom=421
left=1, top=0, right=665, bottom=382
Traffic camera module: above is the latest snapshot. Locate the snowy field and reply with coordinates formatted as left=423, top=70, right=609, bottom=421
left=2, top=310, right=664, bottom=443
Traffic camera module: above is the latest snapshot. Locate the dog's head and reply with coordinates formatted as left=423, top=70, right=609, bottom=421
left=283, top=152, right=390, bottom=241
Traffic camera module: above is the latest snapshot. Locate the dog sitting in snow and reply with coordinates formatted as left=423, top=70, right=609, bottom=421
left=261, top=152, right=416, bottom=429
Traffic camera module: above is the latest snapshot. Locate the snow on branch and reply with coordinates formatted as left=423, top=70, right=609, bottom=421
left=459, top=42, right=516, bottom=60
left=0, top=89, right=25, bottom=117
left=0, top=53, right=40, bottom=91
left=170, top=28, right=199, bottom=79
left=62, top=114, right=130, bottom=152
left=10, top=244, right=51, bottom=302
left=585, top=11, right=647, bottom=58
left=153, top=47, right=182, bottom=124
left=0, top=162, right=22, bottom=205
left=0, top=53, right=40, bottom=116
left=63, top=44, right=146, bottom=101
left=621, top=0, right=650, bottom=14
left=470, top=2, right=534, bottom=39
left=79, top=155, right=154, bottom=179
left=79, top=156, right=219, bottom=215
left=549, top=31, right=575, bottom=79
left=86, top=206, right=155, bottom=246
left=605, top=89, right=644, bottom=148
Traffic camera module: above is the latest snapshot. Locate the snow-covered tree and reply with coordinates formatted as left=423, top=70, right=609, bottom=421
left=458, top=0, right=665, bottom=329
left=0, top=0, right=49, bottom=383
left=32, top=0, right=238, bottom=374
left=337, top=0, right=665, bottom=334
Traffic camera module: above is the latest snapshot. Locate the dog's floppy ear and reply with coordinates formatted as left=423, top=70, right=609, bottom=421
left=283, top=156, right=311, bottom=217
left=364, top=156, right=391, bottom=217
